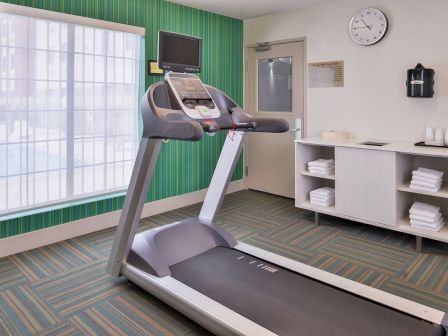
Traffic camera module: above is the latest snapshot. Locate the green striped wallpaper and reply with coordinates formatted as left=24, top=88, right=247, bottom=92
left=0, top=0, right=243, bottom=238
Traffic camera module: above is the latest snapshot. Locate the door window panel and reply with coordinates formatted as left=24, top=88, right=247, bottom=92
left=258, top=57, right=292, bottom=112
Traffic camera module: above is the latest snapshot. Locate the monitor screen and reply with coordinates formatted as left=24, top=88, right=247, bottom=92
left=158, top=31, right=202, bottom=73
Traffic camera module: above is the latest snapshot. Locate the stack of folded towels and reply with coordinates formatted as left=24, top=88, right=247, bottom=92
left=409, top=202, right=445, bottom=232
left=409, top=167, right=444, bottom=193
left=310, top=187, right=335, bottom=207
left=308, top=159, right=335, bottom=176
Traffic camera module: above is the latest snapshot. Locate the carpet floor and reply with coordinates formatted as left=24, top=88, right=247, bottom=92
left=1, top=190, right=448, bottom=335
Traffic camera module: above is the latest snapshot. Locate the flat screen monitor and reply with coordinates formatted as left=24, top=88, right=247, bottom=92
left=158, top=31, right=202, bottom=73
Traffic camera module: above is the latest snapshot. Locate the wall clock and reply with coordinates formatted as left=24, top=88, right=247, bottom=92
left=349, top=8, right=388, bottom=46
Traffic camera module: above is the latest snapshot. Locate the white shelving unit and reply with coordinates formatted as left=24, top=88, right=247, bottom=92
left=296, top=138, right=448, bottom=252
left=295, top=144, right=335, bottom=224
left=397, top=218, right=448, bottom=243
left=397, top=183, right=448, bottom=199
left=300, top=200, right=336, bottom=214
left=301, top=171, right=335, bottom=180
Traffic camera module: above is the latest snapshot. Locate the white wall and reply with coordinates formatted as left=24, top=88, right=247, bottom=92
left=244, top=0, right=448, bottom=141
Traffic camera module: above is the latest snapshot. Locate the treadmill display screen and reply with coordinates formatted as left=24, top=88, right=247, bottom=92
left=171, top=78, right=210, bottom=99
left=166, top=73, right=219, bottom=119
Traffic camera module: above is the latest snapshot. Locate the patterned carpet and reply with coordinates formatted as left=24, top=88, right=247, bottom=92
left=1, top=190, right=448, bottom=335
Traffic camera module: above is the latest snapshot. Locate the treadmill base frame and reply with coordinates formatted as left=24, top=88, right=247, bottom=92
left=122, top=242, right=447, bottom=336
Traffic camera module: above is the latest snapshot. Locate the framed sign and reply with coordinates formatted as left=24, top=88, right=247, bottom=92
left=308, top=61, right=344, bottom=88
left=148, top=60, right=164, bottom=75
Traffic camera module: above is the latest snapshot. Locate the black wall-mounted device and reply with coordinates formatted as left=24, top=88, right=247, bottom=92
left=157, top=31, right=202, bottom=73
left=406, top=63, right=434, bottom=98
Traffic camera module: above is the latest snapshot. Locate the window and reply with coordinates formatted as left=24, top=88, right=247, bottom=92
left=0, top=10, right=143, bottom=214
left=257, top=57, right=292, bottom=112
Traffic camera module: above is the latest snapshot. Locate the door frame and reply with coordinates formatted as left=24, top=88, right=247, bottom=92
left=243, top=37, right=308, bottom=187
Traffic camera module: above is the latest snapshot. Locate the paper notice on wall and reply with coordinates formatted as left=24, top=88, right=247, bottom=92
left=308, top=61, right=344, bottom=88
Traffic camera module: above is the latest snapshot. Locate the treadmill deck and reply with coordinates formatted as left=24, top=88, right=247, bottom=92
left=170, top=247, right=443, bottom=336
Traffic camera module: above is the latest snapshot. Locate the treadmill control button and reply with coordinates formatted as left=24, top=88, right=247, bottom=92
left=197, top=106, right=211, bottom=116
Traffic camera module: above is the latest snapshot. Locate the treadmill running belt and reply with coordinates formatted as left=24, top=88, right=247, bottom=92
left=170, top=247, right=444, bottom=336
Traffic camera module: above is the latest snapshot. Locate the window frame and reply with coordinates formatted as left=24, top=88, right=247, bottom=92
left=0, top=3, right=145, bottom=217
left=0, top=3, right=145, bottom=36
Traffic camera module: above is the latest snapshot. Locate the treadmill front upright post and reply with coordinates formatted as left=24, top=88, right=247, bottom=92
left=106, top=138, right=162, bottom=277
left=199, top=131, right=245, bottom=225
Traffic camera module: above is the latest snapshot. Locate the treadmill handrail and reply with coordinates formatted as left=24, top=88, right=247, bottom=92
left=200, top=122, right=257, bottom=133
left=141, top=81, right=289, bottom=140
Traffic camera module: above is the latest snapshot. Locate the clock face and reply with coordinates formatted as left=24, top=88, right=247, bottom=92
left=349, top=8, right=388, bottom=46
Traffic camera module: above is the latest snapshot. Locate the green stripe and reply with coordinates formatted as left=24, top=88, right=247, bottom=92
left=0, top=0, right=243, bottom=238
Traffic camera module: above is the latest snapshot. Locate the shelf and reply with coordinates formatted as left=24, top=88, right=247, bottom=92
left=299, top=201, right=335, bottom=214
left=301, top=171, right=335, bottom=180
left=397, top=182, right=448, bottom=199
left=397, top=218, right=448, bottom=243
left=296, top=138, right=448, bottom=247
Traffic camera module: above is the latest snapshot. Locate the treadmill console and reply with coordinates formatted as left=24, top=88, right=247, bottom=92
left=166, top=72, right=220, bottom=119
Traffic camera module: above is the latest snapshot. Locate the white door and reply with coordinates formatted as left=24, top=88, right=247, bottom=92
left=245, top=42, right=305, bottom=198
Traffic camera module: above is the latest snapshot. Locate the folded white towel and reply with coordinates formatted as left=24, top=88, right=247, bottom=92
left=409, top=209, right=441, bottom=220
left=310, top=192, right=335, bottom=199
left=410, top=179, right=442, bottom=189
left=412, top=181, right=443, bottom=190
left=309, top=165, right=335, bottom=170
left=310, top=195, right=335, bottom=202
left=310, top=187, right=335, bottom=197
left=413, top=167, right=444, bottom=180
left=309, top=165, right=335, bottom=171
left=310, top=196, right=335, bottom=203
left=411, top=201, right=440, bottom=212
left=309, top=165, right=334, bottom=169
left=309, top=169, right=335, bottom=175
left=310, top=199, right=334, bottom=207
left=412, top=172, right=443, bottom=182
left=411, top=220, right=445, bottom=232
left=409, top=213, right=442, bottom=224
left=308, top=159, right=335, bottom=168
left=409, top=183, right=441, bottom=193
left=308, top=166, right=335, bottom=171
left=411, top=174, right=443, bottom=184
left=309, top=162, right=334, bottom=167
left=410, top=217, right=444, bottom=228
left=409, top=202, right=441, bottom=218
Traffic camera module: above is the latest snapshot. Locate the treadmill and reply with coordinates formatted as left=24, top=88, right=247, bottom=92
left=107, top=31, right=448, bottom=336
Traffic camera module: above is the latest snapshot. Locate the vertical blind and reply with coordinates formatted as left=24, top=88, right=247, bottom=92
left=0, top=11, right=142, bottom=214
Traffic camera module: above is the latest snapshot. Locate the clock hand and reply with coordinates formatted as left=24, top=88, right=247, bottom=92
left=353, top=26, right=369, bottom=30
left=361, top=19, right=371, bottom=31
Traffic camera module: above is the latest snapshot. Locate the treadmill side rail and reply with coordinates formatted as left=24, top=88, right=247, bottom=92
left=236, top=242, right=446, bottom=326
left=442, top=314, right=448, bottom=332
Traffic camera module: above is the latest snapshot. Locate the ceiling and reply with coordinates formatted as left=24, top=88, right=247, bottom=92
left=166, top=0, right=339, bottom=20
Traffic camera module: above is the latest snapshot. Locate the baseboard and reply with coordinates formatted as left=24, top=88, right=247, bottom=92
left=0, top=180, right=245, bottom=258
